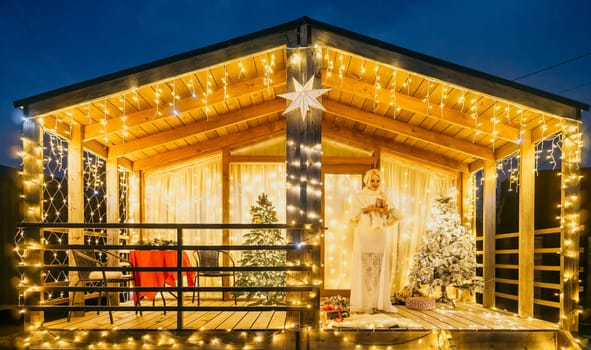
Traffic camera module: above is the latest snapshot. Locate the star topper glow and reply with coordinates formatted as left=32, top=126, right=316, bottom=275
left=278, top=75, right=331, bottom=120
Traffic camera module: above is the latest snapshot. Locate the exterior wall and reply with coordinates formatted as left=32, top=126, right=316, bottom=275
left=0, top=166, right=21, bottom=311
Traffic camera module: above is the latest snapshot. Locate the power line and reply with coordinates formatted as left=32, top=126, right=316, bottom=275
left=558, top=80, right=591, bottom=94
left=512, top=51, right=591, bottom=81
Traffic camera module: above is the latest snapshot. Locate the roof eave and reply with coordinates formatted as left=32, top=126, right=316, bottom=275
left=14, top=16, right=589, bottom=121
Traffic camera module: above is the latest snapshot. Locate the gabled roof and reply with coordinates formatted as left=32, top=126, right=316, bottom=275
left=13, top=17, right=589, bottom=173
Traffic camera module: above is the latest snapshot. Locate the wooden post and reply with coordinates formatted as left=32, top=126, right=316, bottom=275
left=127, top=169, right=140, bottom=242
left=222, top=148, right=231, bottom=299
left=560, top=120, right=582, bottom=332
left=68, top=125, right=85, bottom=315
left=518, top=134, right=535, bottom=318
left=106, top=157, right=120, bottom=305
left=21, top=113, right=44, bottom=328
left=285, top=23, right=322, bottom=328
left=459, top=171, right=475, bottom=302
left=482, top=160, right=497, bottom=308
left=222, top=148, right=230, bottom=245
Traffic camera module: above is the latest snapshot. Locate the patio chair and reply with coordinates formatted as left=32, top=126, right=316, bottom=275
left=192, top=250, right=237, bottom=305
left=67, top=249, right=135, bottom=324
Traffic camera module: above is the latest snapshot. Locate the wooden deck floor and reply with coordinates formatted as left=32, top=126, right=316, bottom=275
left=44, top=299, right=558, bottom=332
left=46, top=300, right=296, bottom=331
left=32, top=301, right=577, bottom=350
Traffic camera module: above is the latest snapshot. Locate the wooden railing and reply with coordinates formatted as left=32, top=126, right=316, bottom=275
left=15, top=222, right=321, bottom=330
left=476, top=226, right=584, bottom=322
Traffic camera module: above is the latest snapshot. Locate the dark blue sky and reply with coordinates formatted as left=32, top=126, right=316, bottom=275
left=1, top=0, right=590, bottom=167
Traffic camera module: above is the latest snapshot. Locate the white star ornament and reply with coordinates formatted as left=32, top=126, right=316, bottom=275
left=278, top=75, right=331, bottom=120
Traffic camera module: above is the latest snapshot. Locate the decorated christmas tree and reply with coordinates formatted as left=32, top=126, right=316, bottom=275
left=407, top=195, right=477, bottom=302
left=236, top=193, right=287, bottom=304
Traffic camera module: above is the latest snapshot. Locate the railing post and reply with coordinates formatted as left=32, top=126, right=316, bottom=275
left=177, top=227, right=183, bottom=329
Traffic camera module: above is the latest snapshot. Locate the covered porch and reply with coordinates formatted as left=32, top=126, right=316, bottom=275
left=13, top=17, right=588, bottom=349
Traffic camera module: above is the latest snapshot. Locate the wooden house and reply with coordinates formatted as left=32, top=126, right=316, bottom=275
left=13, top=17, right=588, bottom=349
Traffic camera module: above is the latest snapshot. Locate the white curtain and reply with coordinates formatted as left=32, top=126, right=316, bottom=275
left=228, top=163, right=286, bottom=250
left=143, top=154, right=223, bottom=245
left=381, top=154, right=455, bottom=293
left=141, top=152, right=454, bottom=295
left=323, top=174, right=362, bottom=289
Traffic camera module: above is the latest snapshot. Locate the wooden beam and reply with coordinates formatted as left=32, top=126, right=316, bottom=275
left=117, top=157, right=133, bottom=171
left=531, top=121, right=562, bottom=144
left=36, top=115, right=72, bottom=140
left=324, top=74, right=521, bottom=143
left=496, top=120, right=560, bottom=162
left=468, top=159, right=485, bottom=173
left=323, top=156, right=375, bottom=166
left=321, top=125, right=375, bottom=154
left=323, top=121, right=467, bottom=174
left=323, top=99, right=495, bottom=160
left=83, top=70, right=287, bottom=141
left=518, top=134, right=535, bottom=318
left=228, top=154, right=377, bottom=167
left=493, top=127, right=533, bottom=161
left=229, top=155, right=285, bottom=163
left=109, top=99, right=286, bottom=158
left=133, top=120, right=286, bottom=171
left=83, top=140, right=108, bottom=159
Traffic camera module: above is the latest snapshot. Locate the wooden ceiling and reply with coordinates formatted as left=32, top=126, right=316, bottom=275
left=19, top=18, right=586, bottom=175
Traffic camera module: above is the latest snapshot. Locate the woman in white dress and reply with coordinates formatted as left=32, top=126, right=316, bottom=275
left=348, top=169, right=401, bottom=314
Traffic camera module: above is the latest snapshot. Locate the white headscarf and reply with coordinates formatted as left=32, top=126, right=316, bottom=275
left=363, top=168, right=382, bottom=189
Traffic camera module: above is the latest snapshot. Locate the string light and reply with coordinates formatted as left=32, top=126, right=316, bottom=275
left=121, top=94, right=128, bottom=140
left=389, top=69, right=399, bottom=117
left=237, top=60, right=246, bottom=80
left=223, top=64, right=229, bottom=101
left=170, top=79, right=178, bottom=116
left=154, top=84, right=162, bottom=118
left=373, top=66, right=380, bottom=112
left=102, top=99, right=108, bottom=144
left=202, top=72, right=211, bottom=119
left=424, top=80, right=432, bottom=117
left=458, top=90, right=465, bottom=112
left=471, top=97, right=480, bottom=143
left=403, top=72, right=412, bottom=95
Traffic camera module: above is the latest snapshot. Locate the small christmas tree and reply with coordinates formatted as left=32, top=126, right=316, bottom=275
left=407, top=195, right=477, bottom=303
left=236, top=193, right=287, bottom=304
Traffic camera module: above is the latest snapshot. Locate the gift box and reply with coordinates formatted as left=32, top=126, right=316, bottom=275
left=405, top=296, right=436, bottom=310
left=326, top=308, right=350, bottom=320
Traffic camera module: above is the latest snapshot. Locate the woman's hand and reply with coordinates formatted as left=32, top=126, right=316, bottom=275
left=363, top=205, right=390, bottom=215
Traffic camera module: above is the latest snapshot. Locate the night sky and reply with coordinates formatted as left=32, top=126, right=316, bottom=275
left=1, top=0, right=590, bottom=167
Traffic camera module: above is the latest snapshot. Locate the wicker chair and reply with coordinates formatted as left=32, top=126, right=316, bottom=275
left=68, top=249, right=135, bottom=324
left=192, top=250, right=237, bottom=305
